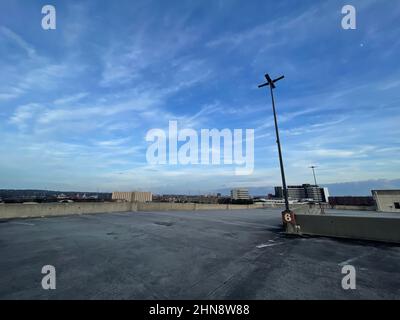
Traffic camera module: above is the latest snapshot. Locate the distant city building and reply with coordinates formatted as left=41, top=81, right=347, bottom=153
left=231, top=188, right=250, bottom=200
left=112, top=191, right=152, bottom=203
left=263, top=199, right=298, bottom=205
left=372, top=190, right=400, bottom=213
left=328, top=196, right=375, bottom=207
left=275, top=185, right=305, bottom=199
left=275, top=184, right=329, bottom=202
left=152, top=194, right=220, bottom=204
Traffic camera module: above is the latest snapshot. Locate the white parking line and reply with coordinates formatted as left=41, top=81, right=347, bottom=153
left=338, top=252, right=372, bottom=266
left=256, top=242, right=283, bottom=248
left=10, top=222, right=35, bottom=226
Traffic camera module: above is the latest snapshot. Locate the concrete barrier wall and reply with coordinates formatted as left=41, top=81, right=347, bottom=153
left=291, top=203, right=377, bottom=213
left=0, top=202, right=265, bottom=219
left=290, top=213, right=400, bottom=244
left=0, top=202, right=132, bottom=219
left=263, top=203, right=329, bottom=210
left=292, top=204, right=323, bottom=215
left=195, top=204, right=228, bottom=210
left=228, top=204, right=264, bottom=209
left=137, top=202, right=197, bottom=211
left=137, top=202, right=265, bottom=211
left=330, top=205, right=376, bottom=211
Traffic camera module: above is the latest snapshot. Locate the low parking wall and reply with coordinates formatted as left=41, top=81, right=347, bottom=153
left=330, top=205, right=376, bottom=211
left=0, top=202, right=133, bottom=219
left=0, top=202, right=265, bottom=219
left=287, top=213, right=400, bottom=244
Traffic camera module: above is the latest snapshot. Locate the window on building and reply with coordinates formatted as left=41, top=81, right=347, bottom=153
left=394, top=202, right=400, bottom=209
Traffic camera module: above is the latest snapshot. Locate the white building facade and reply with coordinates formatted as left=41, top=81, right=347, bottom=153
left=372, top=190, right=400, bottom=213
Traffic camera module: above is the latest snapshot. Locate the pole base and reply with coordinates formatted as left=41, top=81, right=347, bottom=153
left=282, top=210, right=301, bottom=234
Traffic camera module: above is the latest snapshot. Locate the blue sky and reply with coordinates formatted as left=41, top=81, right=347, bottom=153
left=0, top=0, right=399, bottom=193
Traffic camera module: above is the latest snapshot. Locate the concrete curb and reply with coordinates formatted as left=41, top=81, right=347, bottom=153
left=286, top=213, right=400, bottom=244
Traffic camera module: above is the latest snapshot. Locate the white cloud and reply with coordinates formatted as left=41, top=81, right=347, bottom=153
left=0, top=87, right=24, bottom=101
left=0, top=26, right=36, bottom=58
left=54, top=92, right=89, bottom=105
left=9, top=103, right=45, bottom=131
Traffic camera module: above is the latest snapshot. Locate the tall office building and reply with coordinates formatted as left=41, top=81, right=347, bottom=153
left=274, top=184, right=329, bottom=202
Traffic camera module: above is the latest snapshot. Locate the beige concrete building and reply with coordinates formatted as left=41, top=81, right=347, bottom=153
left=372, top=190, right=400, bottom=213
left=231, top=188, right=250, bottom=200
left=112, top=191, right=152, bottom=203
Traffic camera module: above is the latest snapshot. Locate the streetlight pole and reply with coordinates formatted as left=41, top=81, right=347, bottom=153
left=309, top=165, right=325, bottom=214
left=258, top=74, right=290, bottom=213
left=310, top=165, right=318, bottom=186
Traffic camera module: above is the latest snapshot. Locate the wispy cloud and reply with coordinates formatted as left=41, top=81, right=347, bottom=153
left=0, top=26, right=36, bottom=58
left=54, top=92, right=89, bottom=105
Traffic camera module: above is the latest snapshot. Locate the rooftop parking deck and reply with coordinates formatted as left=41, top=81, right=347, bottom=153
left=0, top=209, right=399, bottom=299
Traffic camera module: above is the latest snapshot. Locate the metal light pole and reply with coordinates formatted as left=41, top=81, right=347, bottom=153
left=309, top=165, right=325, bottom=214
left=309, top=165, right=318, bottom=186
left=258, top=74, right=290, bottom=213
